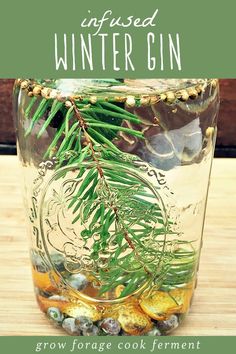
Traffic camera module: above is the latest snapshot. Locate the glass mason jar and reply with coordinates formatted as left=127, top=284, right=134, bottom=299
left=14, top=79, right=219, bottom=336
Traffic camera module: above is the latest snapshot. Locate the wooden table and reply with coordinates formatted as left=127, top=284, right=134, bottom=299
left=0, top=156, right=235, bottom=336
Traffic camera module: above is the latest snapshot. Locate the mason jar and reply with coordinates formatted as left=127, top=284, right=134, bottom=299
left=13, top=78, right=219, bottom=336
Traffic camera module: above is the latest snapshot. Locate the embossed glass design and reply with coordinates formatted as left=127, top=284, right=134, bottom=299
left=14, top=79, right=219, bottom=336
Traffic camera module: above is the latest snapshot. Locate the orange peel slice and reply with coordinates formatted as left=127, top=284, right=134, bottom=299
left=104, top=302, right=152, bottom=335
left=37, top=295, right=69, bottom=313
left=169, top=286, right=194, bottom=313
left=62, top=302, right=102, bottom=321
left=140, top=290, right=182, bottom=320
left=118, top=304, right=153, bottom=335
left=32, top=268, right=60, bottom=293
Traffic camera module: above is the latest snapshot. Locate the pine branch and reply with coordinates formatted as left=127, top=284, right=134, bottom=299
left=25, top=98, right=51, bottom=136
left=37, top=101, right=64, bottom=138
left=23, top=93, right=197, bottom=298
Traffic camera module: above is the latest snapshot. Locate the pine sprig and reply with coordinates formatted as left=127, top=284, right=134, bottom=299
left=24, top=94, right=198, bottom=297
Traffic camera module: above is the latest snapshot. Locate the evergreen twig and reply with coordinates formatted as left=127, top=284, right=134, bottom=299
left=23, top=93, right=197, bottom=297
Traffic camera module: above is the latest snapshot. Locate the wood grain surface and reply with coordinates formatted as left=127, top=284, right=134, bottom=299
left=0, top=156, right=235, bottom=336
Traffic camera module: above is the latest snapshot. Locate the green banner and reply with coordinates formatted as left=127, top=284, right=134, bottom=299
left=0, top=0, right=235, bottom=77
left=0, top=336, right=236, bottom=354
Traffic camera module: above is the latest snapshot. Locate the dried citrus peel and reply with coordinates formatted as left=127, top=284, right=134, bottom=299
left=32, top=268, right=60, bottom=293
left=103, top=302, right=152, bottom=335
left=140, top=286, right=194, bottom=320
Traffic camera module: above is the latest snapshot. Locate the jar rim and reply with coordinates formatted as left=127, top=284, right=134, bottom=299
left=16, top=78, right=218, bottom=102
